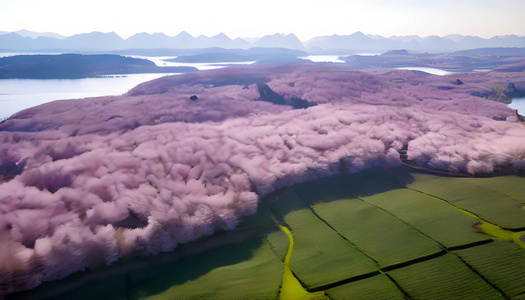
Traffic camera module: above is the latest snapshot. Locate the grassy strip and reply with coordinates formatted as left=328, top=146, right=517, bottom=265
left=299, top=194, right=443, bottom=268
left=140, top=239, right=284, bottom=300
left=405, top=173, right=525, bottom=229
left=266, top=187, right=378, bottom=289
left=461, top=176, right=525, bottom=206
left=387, top=253, right=503, bottom=299
left=454, top=240, right=525, bottom=298
left=325, top=274, right=405, bottom=300
left=341, top=177, right=491, bottom=248
left=294, top=174, right=444, bottom=264
left=362, top=168, right=525, bottom=249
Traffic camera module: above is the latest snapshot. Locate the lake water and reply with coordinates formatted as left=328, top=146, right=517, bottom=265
left=0, top=73, right=178, bottom=119
left=130, top=56, right=256, bottom=70
left=0, top=55, right=258, bottom=119
left=300, top=54, right=380, bottom=63
left=510, top=97, right=525, bottom=114
left=1, top=55, right=347, bottom=119
left=300, top=55, right=346, bottom=63
left=1, top=54, right=522, bottom=119
left=396, top=67, right=454, bottom=76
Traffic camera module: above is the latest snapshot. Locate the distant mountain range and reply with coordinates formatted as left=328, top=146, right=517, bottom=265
left=0, top=30, right=306, bottom=52
left=1, top=30, right=524, bottom=53
left=305, top=32, right=525, bottom=53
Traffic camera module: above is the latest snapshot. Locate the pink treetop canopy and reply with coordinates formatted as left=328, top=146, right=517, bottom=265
left=0, top=63, right=524, bottom=295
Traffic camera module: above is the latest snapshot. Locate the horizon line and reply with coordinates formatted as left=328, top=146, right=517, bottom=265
left=3, top=29, right=525, bottom=42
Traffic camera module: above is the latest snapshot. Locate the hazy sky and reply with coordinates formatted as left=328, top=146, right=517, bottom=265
left=1, top=0, right=524, bottom=40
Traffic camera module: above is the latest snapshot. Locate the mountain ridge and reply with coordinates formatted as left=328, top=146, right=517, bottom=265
left=1, top=30, right=525, bottom=53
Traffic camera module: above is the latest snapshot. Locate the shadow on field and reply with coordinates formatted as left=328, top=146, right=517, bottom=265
left=7, top=206, right=279, bottom=300
left=266, top=166, right=417, bottom=218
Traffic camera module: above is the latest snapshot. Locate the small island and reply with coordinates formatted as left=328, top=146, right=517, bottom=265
left=342, top=47, right=525, bottom=73
left=162, top=48, right=307, bottom=64
left=165, top=53, right=255, bottom=63
left=0, top=54, right=197, bottom=79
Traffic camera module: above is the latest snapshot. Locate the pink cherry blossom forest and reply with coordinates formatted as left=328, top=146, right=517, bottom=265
left=1, top=62, right=524, bottom=294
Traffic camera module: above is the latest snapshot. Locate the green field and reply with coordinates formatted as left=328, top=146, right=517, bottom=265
left=8, top=166, right=525, bottom=299
left=266, top=188, right=378, bottom=289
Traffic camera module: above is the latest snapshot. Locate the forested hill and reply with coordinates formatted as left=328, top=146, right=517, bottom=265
left=0, top=54, right=196, bottom=79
